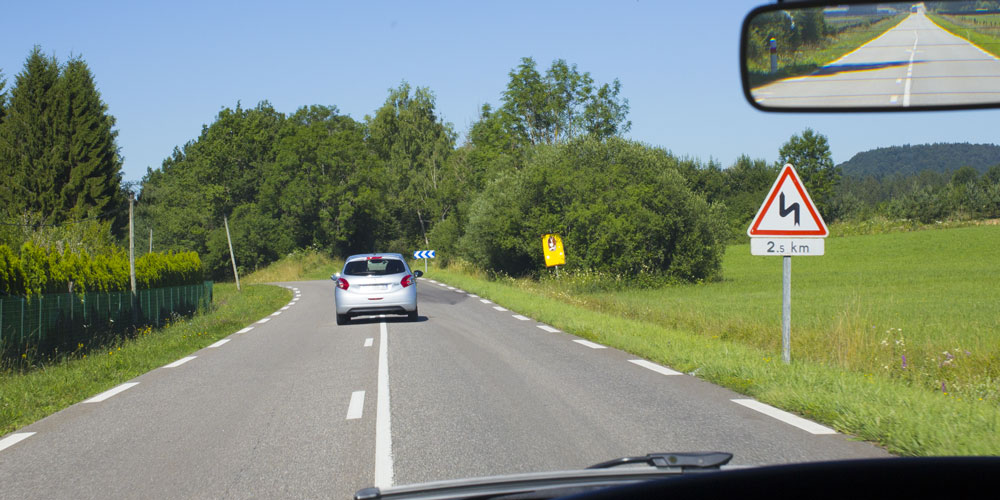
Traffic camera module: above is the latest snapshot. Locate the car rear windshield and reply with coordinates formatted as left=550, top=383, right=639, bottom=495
left=343, top=258, right=406, bottom=276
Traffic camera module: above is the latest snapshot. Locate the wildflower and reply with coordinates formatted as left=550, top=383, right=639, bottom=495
left=78, top=343, right=84, bottom=349
left=21, top=353, right=27, bottom=359
left=941, top=381, right=947, bottom=393
left=901, top=354, right=907, bottom=369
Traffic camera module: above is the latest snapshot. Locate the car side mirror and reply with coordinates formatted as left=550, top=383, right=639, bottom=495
left=413, top=270, right=423, bottom=278
left=331, top=273, right=340, bottom=280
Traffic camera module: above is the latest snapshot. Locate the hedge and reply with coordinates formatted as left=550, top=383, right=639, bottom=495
left=0, top=243, right=204, bottom=297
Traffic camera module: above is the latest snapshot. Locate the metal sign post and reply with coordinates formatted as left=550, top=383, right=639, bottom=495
left=413, top=250, right=436, bottom=273
left=747, top=165, right=828, bottom=364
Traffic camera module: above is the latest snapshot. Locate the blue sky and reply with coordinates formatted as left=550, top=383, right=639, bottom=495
left=3, top=0, right=997, bottom=183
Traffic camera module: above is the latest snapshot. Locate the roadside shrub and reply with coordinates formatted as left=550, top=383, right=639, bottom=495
left=460, top=137, right=727, bottom=282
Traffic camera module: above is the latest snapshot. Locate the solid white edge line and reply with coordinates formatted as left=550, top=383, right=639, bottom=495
left=207, top=339, right=230, bottom=348
left=346, top=390, right=365, bottom=420
left=257, top=318, right=270, bottom=324
left=164, top=356, right=196, bottom=368
left=0, top=432, right=35, bottom=452
left=511, top=314, right=530, bottom=321
left=375, top=320, right=394, bottom=487
left=732, top=398, right=836, bottom=435
left=628, top=359, right=681, bottom=376
left=365, top=338, right=374, bottom=347
left=573, top=339, right=606, bottom=349
left=492, top=306, right=508, bottom=312
left=236, top=327, right=253, bottom=334
left=537, top=325, right=559, bottom=333
left=84, top=382, right=139, bottom=403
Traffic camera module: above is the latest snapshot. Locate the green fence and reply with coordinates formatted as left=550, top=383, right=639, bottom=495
left=1, top=281, right=213, bottom=362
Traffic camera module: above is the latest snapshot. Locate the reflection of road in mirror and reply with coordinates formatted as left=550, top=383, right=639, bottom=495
left=752, top=10, right=1000, bottom=109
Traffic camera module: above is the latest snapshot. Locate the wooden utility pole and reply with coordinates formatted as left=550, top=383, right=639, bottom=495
left=129, top=192, right=137, bottom=322
left=224, top=215, right=241, bottom=291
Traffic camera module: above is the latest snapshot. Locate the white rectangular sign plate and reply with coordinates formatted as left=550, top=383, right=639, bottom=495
left=751, top=238, right=824, bottom=256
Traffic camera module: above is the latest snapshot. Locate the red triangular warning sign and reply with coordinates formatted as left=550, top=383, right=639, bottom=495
left=747, top=164, right=828, bottom=237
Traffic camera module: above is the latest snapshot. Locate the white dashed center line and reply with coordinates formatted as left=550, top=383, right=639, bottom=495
left=628, top=359, right=681, bottom=376
left=732, top=399, right=836, bottom=435
left=536, top=325, right=559, bottom=333
left=207, top=339, right=230, bottom=348
left=573, top=339, right=606, bottom=349
left=511, top=314, right=530, bottom=321
left=0, top=432, right=35, bottom=453
left=164, top=356, right=196, bottom=368
left=84, top=382, right=139, bottom=403
left=346, top=391, right=366, bottom=420
left=365, top=338, right=374, bottom=347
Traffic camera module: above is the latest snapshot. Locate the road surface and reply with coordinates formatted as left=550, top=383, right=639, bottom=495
left=753, top=11, right=1000, bottom=108
left=0, top=278, right=888, bottom=498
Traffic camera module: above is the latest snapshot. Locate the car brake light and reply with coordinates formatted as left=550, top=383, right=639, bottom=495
left=367, top=256, right=382, bottom=260
left=400, top=274, right=414, bottom=288
left=337, top=278, right=349, bottom=290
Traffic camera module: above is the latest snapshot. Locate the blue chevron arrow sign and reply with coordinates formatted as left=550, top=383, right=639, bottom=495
left=413, top=250, right=436, bottom=259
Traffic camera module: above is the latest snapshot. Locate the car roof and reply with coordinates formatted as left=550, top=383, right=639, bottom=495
left=344, top=253, right=406, bottom=263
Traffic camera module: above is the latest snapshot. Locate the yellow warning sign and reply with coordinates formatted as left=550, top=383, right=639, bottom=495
left=541, top=234, right=565, bottom=267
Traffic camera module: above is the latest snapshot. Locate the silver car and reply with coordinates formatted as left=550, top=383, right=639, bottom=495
left=332, top=253, right=422, bottom=325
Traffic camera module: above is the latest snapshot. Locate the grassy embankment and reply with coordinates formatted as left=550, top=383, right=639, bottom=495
left=928, top=13, right=1000, bottom=59
left=424, top=225, right=1000, bottom=456
left=244, top=251, right=343, bottom=284
left=748, top=14, right=907, bottom=88
left=0, top=283, right=290, bottom=436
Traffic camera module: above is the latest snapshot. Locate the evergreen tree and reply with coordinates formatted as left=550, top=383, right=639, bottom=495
left=0, top=47, right=62, bottom=221
left=57, top=57, right=125, bottom=221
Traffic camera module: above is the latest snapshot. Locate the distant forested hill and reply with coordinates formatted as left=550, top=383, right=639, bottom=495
left=838, top=143, right=1000, bottom=179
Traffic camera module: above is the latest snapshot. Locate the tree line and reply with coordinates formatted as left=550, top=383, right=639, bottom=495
left=4, top=47, right=999, bottom=288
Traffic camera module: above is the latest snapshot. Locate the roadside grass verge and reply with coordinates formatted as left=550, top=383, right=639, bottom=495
left=425, top=225, right=1000, bottom=455
left=244, top=250, right=343, bottom=283
left=0, top=283, right=289, bottom=436
left=748, top=15, right=906, bottom=88
left=929, top=14, right=1000, bottom=60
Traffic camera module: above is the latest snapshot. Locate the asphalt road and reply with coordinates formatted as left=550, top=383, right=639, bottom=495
left=752, top=11, right=1000, bottom=108
left=0, top=278, right=888, bottom=499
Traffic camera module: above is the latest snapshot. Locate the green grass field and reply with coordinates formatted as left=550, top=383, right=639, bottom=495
left=427, top=225, right=1000, bottom=455
left=929, top=13, right=1000, bottom=59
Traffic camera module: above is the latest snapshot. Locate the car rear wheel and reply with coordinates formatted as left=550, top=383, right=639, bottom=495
left=336, top=313, right=349, bottom=325
left=407, top=309, right=418, bottom=322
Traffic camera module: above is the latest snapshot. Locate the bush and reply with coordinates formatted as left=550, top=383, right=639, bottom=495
left=460, top=137, right=727, bottom=282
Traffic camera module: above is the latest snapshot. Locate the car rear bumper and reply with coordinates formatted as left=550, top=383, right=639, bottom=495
left=335, top=288, right=417, bottom=316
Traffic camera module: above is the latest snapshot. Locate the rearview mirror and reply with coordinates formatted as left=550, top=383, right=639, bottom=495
left=741, top=1, right=1000, bottom=111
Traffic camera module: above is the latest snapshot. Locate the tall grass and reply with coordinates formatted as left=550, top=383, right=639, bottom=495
left=244, top=249, right=343, bottom=283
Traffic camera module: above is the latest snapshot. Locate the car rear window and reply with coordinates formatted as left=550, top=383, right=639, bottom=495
left=343, top=258, right=406, bottom=276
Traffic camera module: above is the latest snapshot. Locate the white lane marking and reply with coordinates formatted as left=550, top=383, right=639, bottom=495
left=164, top=356, right=196, bottom=368
left=896, top=78, right=902, bottom=84
left=271, top=311, right=282, bottom=317
left=0, top=432, right=35, bottom=452
left=890, top=95, right=898, bottom=104
left=84, top=382, right=139, bottom=403
left=346, top=391, right=366, bottom=420
left=492, top=306, right=508, bottom=312
left=236, top=327, right=253, bottom=334
left=256, top=318, right=270, bottom=324
left=429, top=280, right=438, bottom=284
left=280, top=306, right=290, bottom=311
left=454, top=289, right=465, bottom=293
left=375, top=320, right=394, bottom=487
left=537, top=325, right=559, bottom=333
left=292, top=288, right=299, bottom=291
left=628, top=359, right=681, bottom=376
left=365, top=338, right=374, bottom=347
left=447, top=286, right=456, bottom=290
left=438, top=283, right=448, bottom=287
left=903, top=30, right=918, bottom=107
left=207, top=339, right=230, bottom=348
left=511, top=314, right=530, bottom=321
left=573, top=339, right=606, bottom=349
left=468, top=294, right=478, bottom=298
left=732, top=399, right=836, bottom=435
left=480, top=299, right=492, bottom=304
